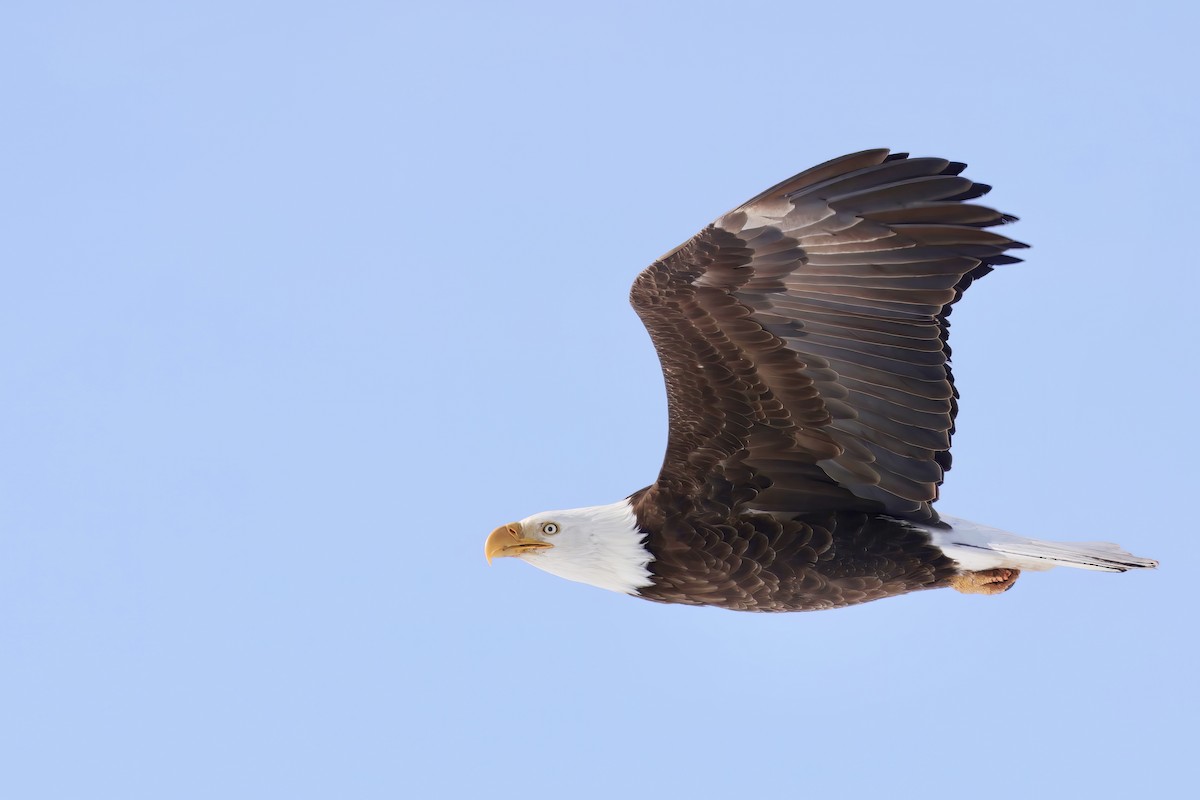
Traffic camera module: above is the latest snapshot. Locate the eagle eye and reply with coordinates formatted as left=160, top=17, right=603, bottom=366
left=540, top=522, right=560, bottom=536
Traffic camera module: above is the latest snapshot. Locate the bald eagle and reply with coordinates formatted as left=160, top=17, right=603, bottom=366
left=485, top=149, right=1156, bottom=612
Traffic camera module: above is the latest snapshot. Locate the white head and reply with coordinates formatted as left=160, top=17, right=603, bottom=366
left=484, top=499, right=653, bottom=595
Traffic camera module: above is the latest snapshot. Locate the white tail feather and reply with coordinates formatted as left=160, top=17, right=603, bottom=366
left=922, top=515, right=1159, bottom=573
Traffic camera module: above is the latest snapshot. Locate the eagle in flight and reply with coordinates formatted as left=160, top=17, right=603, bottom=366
left=485, top=149, right=1156, bottom=612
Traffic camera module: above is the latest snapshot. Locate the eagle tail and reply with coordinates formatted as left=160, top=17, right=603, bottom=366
left=966, top=538, right=1159, bottom=572
left=927, top=515, right=1158, bottom=573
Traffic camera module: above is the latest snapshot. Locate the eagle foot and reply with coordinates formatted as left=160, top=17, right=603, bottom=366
left=950, top=568, right=1021, bottom=596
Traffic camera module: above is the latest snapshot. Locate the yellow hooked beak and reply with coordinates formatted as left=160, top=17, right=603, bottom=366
left=485, top=522, right=554, bottom=564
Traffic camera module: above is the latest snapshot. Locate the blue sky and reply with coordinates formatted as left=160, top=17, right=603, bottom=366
left=2, top=1, right=1197, bottom=797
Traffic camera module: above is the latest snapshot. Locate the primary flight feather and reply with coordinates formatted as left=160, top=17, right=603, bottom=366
left=485, top=149, right=1157, bottom=612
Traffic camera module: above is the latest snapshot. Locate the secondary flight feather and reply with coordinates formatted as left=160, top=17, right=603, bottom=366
left=485, top=149, right=1157, bottom=612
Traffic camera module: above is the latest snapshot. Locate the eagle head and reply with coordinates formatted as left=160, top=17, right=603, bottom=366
left=484, top=501, right=654, bottom=596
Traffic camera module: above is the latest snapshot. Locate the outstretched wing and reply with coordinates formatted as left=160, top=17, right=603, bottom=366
left=630, top=149, right=1025, bottom=522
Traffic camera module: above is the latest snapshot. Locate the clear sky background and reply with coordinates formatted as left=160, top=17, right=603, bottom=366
left=2, top=1, right=1197, bottom=798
